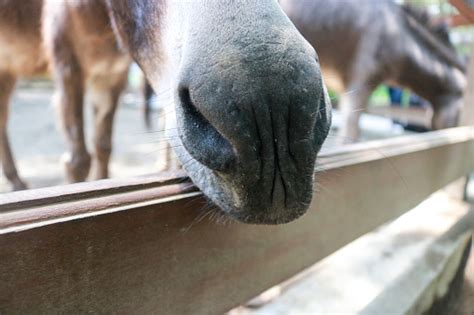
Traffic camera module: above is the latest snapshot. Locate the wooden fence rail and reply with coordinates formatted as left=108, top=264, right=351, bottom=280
left=1, top=127, right=474, bottom=314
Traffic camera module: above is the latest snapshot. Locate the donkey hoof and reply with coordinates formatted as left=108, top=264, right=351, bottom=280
left=12, top=179, right=28, bottom=191
left=61, top=152, right=91, bottom=183
left=245, top=286, right=282, bottom=309
left=155, top=161, right=169, bottom=172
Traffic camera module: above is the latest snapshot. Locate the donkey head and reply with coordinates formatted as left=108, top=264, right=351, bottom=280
left=107, top=0, right=331, bottom=224
left=401, top=3, right=467, bottom=129
left=425, top=22, right=467, bottom=129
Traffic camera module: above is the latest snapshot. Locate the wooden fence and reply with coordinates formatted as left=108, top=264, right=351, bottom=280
left=1, top=127, right=474, bottom=314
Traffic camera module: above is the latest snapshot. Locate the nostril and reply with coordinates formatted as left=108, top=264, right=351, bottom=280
left=178, top=86, right=237, bottom=172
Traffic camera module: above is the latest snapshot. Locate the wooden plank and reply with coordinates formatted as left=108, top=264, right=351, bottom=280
left=434, top=14, right=473, bottom=27
left=0, top=170, right=191, bottom=212
left=449, top=14, right=473, bottom=26
left=450, top=0, right=474, bottom=22
left=231, top=192, right=473, bottom=314
left=366, top=105, right=432, bottom=128
left=1, top=127, right=474, bottom=314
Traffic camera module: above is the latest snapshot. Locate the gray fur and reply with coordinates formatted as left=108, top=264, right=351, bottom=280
left=280, top=0, right=466, bottom=142
left=108, top=0, right=332, bottom=224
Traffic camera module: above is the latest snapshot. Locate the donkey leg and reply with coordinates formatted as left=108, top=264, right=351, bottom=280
left=89, top=73, right=128, bottom=180
left=0, top=73, right=27, bottom=190
left=53, top=62, right=90, bottom=183
left=337, top=83, right=374, bottom=144
left=432, top=103, right=461, bottom=130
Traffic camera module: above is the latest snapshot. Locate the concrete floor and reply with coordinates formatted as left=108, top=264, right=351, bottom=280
left=453, top=241, right=474, bottom=314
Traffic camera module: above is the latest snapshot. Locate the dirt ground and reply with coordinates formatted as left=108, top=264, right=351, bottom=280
left=0, top=84, right=166, bottom=192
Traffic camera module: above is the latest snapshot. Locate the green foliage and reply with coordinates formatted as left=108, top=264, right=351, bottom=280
left=370, top=85, right=391, bottom=106
left=327, top=89, right=339, bottom=103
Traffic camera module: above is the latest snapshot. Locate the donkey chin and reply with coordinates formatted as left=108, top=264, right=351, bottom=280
left=172, top=140, right=321, bottom=225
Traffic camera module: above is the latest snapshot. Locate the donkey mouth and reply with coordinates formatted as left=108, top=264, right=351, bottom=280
left=225, top=198, right=310, bottom=225
left=172, top=98, right=325, bottom=225
left=271, top=169, right=286, bottom=208
left=172, top=133, right=314, bottom=225
left=207, top=165, right=314, bottom=225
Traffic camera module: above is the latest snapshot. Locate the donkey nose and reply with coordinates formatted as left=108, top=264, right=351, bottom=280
left=173, top=38, right=330, bottom=223
left=177, top=85, right=237, bottom=173
left=176, top=47, right=327, bottom=178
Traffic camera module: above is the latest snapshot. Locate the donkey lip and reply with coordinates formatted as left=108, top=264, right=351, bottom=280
left=271, top=168, right=286, bottom=208
left=227, top=204, right=308, bottom=225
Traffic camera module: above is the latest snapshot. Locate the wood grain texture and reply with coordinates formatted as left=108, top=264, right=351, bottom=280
left=366, top=105, right=432, bottom=128
left=448, top=14, right=473, bottom=26
left=450, top=0, right=474, bottom=22
left=0, top=170, right=190, bottom=212
left=1, top=127, right=474, bottom=314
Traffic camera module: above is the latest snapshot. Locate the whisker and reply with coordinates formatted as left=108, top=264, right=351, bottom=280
left=139, top=144, right=184, bottom=159
left=130, top=127, right=179, bottom=136
left=327, top=81, right=383, bottom=101
left=317, top=134, right=409, bottom=194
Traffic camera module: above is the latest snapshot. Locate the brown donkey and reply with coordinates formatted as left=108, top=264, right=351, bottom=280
left=43, top=1, right=131, bottom=183
left=0, top=0, right=132, bottom=190
left=281, top=0, right=467, bottom=142
left=0, top=0, right=48, bottom=190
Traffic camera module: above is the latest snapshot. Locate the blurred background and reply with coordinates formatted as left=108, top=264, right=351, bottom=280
left=0, top=64, right=168, bottom=192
